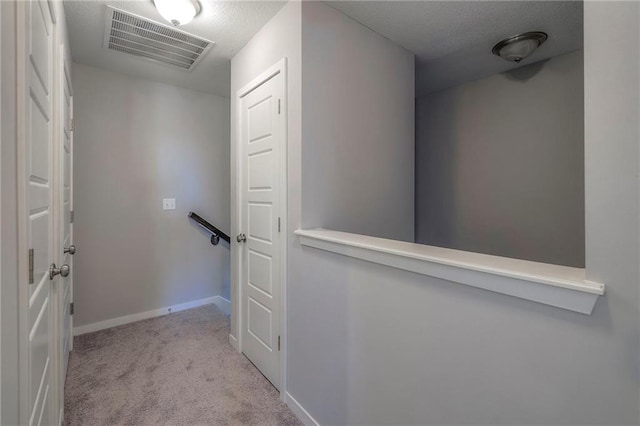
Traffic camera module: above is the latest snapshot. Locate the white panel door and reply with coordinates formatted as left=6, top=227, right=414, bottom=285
left=239, top=71, right=284, bottom=389
left=55, top=44, right=74, bottom=411
left=59, top=49, right=73, bottom=382
left=18, top=0, right=55, bottom=424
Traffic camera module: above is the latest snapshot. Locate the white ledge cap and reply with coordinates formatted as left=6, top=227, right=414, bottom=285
left=295, top=228, right=605, bottom=314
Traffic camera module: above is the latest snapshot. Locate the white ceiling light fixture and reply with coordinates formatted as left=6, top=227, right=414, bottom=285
left=492, top=31, right=548, bottom=63
left=154, top=0, right=201, bottom=26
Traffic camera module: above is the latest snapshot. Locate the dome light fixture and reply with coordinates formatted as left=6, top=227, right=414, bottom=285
left=492, top=31, right=548, bottom=64
left=154, top=0, right=201, bottom=26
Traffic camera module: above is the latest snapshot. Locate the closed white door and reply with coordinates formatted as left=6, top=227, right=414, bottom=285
left=238, top=69, right=284, bottom=389
left=18, top=0, right=56, bottom=424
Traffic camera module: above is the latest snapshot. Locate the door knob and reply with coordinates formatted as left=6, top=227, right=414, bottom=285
left=64, top=245, right=76, bottom=255
left=236, top=233, right=247, bottom=243
left=50, top=263, right=70, bottom=280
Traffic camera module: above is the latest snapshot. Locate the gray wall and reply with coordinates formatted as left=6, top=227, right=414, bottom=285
left=415, top=50, right=585, bottom=267
left=584, top=2, right=640, bottom=421
left=283, top=2, right=638, bottom=426
left=73, top=64, right=230, bottom=327
left=301, top=1, right=415, bottom=241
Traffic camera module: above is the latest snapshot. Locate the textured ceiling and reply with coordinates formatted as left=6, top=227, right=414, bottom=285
left=328, top=1, right=583, bottom=96
left=64, top=0, right=286, bottom=97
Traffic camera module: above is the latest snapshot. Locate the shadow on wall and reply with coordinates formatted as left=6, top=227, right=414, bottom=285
left=187, top=216, right=231, bottom=300
left=415, top=50, right=585, bottom=268
left=504, top=58, right=548, bottom=82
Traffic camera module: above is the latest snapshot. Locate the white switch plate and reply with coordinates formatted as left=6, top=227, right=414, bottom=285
left=162, top=198, right=176, bottom=210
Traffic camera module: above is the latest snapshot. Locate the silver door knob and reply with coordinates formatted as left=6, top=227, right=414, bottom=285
left=50, top=263, right=70, bottom=280
left=236, top=233, right=247, bottom=243
left=64, top=245, right=76, bottom=255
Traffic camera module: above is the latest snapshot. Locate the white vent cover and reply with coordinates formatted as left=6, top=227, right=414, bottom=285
left=103, top=7, right=214, bottom=71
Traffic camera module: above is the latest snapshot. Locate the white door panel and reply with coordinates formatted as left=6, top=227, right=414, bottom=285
left=59, top=53, right=73, bottom=383
left=240, top=71, right=284, bottom=389
left=20, top=0, right=54, bottom=424
left=53, top=41, right=74, bottom=422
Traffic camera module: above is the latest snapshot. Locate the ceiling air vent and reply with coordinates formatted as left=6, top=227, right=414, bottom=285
left=103, top=7, right=214, bottom=71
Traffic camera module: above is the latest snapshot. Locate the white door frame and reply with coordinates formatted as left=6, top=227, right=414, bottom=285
left=233, top=58, right=288, bottom=397
left=0, top=2, right=3, bottom=419
left=16, top=2, right=30, bottom=420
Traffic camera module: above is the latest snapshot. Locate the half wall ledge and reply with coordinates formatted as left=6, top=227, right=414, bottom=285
left=295, top=229, right=604, bottom=315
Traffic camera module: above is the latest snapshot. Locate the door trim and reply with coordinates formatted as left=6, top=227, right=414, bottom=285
left=16, top=2, right=31, bottom=421
left=233, top=58, right=288, bottom=397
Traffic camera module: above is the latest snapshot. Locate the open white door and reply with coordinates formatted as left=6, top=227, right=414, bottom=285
left=53, top=41, right=74, bottom=423
left=17, top=0, right=58, bottom=424
left=237, top=62, right=286, bottom=390
left=58, top=43, right=74, bottom=383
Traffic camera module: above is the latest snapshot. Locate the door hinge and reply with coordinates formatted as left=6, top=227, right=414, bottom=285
left=28, top=249, right=34, bottom=284
left=278, top=335, right=281, bottom=351
left=70, top=118, right=74, bottom=132
left=278, top=99, right=281, bottom=115
left=70, top=210, right=74, bottom=223
left=70, top=302, right=74, bottom=315
left=278, top=217, right=281, bottom=232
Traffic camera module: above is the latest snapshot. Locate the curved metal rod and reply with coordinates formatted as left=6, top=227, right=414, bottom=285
left=188, top=212, right=231, bottom=245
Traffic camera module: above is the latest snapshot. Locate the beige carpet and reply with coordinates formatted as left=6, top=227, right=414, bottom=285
left=64, top=304, right=303, bottom=426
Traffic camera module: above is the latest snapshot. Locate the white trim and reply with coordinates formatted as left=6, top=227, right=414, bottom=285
left=228, top=334, right=238, bottom=351
left=73, top=296, right=222, bottom=336
left=0, top=2, right=3, bottom=422
left=0, top=1, right=3, bottom=421
left=16, top=1, right=32, bottom=422
left=284, top=392, right=320, bottom=426
left=234, top=57, right=288, bottom=395
left=296, top=229, right=605, bottom=315
left=68, top=75, right=74, bottom=354
left=211, top=295, right=231, bottom=316
left=279, top=58, right=289, bottom=402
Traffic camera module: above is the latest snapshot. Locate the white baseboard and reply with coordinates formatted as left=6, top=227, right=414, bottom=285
left=211, top=295, right=231, bottom=316
left=229, top=333, right=239, bottom=351
left=285, top=392, right=320, bottom=426
left=74, top=296, right=221, bottom=336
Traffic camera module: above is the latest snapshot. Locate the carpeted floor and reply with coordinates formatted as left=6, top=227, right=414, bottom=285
left=64, top=304, right=303, bottom=426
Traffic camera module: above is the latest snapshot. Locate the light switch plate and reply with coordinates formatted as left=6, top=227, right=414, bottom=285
left=162, top=198, right=176, bottom=210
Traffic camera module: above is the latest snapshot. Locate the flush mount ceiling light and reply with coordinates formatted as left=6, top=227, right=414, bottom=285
left=154, top=0, right=201, bottom=26
left=492, top=31, right=548, bottom=63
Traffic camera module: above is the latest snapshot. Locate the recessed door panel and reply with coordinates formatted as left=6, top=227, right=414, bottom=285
left=249, top=250, right=273, bottom=295
left=29, top=97, right=50, bottom=181
left=247, top=297, right=273, bottom=350
left=248, top=96, right=272, bottom=142
left=248, top=150, right=273, bottom=190
left=248, top=203, right=273, bottom=243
